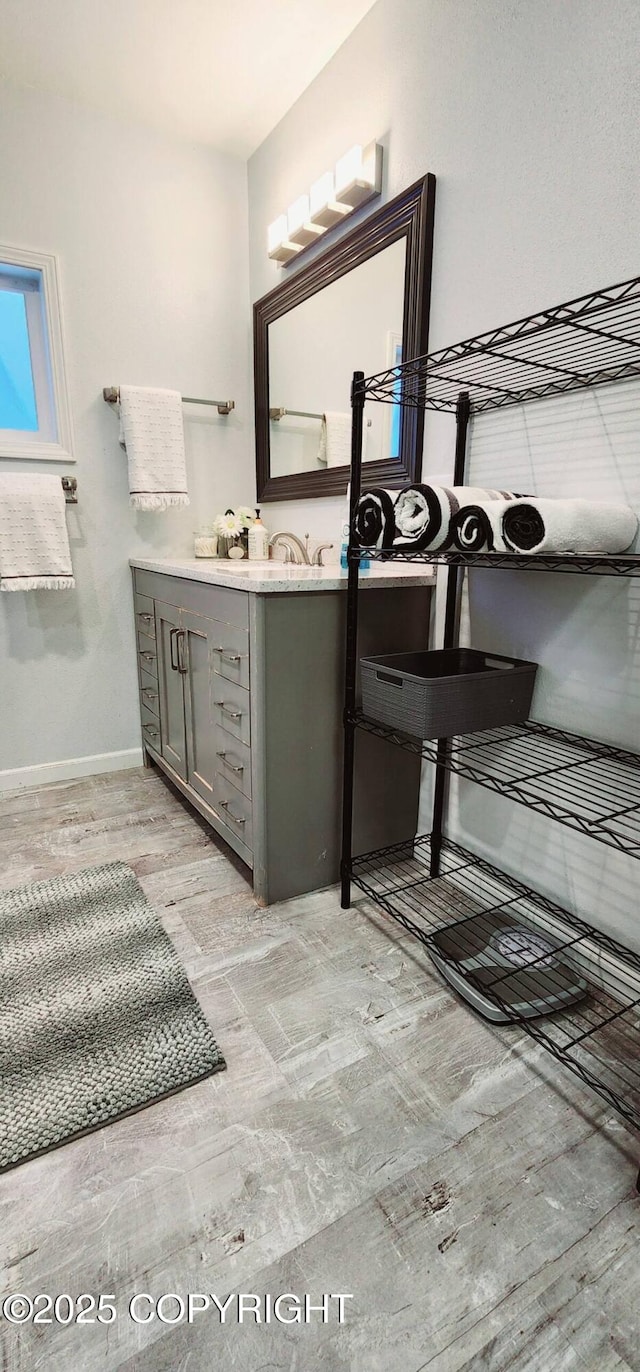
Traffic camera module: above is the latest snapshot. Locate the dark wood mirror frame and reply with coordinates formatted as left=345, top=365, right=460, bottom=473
left=254, top=174, right=436, bottom=503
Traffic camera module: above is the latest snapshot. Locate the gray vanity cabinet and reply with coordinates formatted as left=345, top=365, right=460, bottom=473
left=132, top=565, right=431, bottom=905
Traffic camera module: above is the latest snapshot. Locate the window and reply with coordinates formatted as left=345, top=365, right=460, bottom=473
left=0, top=245, right=74, bottom=461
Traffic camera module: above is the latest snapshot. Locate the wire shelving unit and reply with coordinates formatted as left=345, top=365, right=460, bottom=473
left=340, top=273, right=640, bottom=1181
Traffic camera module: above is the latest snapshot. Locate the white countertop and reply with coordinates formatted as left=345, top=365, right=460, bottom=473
left=130, top=557, right=435, bottom=593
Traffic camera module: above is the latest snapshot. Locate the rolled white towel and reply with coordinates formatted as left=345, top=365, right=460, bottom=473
left=501, top=498, right=638, bottom=555
left=393, top=485, right=517, bottom=551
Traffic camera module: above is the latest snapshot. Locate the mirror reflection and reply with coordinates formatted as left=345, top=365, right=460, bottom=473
left=268, top=238, right=405, bottom=478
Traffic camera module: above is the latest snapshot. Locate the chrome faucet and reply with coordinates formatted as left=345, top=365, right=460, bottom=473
left=312, top=543, right=334, bottom=566
left=269, top=532, right=311, bottom=565
left=270, top=532, right=334, bottom=566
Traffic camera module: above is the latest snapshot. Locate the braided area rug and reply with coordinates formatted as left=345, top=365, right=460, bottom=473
left=0, top=861, right=225, bottom=1171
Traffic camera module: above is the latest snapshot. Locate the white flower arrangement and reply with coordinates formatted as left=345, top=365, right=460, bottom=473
left=214, top=511, right=242, bottom=538
left=213, top=506, right=257, bottom=539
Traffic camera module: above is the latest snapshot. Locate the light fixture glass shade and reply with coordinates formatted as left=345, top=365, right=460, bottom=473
left=267, top=213, right=303, bottom=263
left=287, top=194, right=326, bottom=247
left=334, top=140, right=383, bottom=209
left=267, top=140, right=383, bottom=263
left=309, top=172, right=351, bottom=229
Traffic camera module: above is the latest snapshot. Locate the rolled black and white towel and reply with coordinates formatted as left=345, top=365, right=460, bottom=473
left=450, top=503, right=506, bottom=553
left=392, top=485, right=517, bottom=551
left=351, top=488, right=396, bottom=548
left=500, top=498, right=638, bottom=555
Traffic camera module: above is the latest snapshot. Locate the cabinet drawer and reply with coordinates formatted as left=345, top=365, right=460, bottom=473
left=140, top=678, right=160, bottom=717
left=212, top=675, right=250, bottom=746
left=141, top=702, right=161, bottom=752
left=215, top=772, right=253, bottom=852
left=137, top=626, right=156, bottom=656
left=211, top=623, right=250, bottom=690
left=214, top=725, right=251, bottom=799
left=137, top=645, right=158, bottom=678
left=135, top=606, right=156, bottom=641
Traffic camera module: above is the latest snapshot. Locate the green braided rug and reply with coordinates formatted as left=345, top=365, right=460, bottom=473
left=0, top=861, right=225, bottom=1171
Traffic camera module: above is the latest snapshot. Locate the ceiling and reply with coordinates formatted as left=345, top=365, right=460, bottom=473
left=0, top=0, right=377, bottom=157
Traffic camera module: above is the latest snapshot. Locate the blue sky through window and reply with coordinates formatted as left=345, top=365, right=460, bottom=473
left=0, top=290, right=38, bottom=430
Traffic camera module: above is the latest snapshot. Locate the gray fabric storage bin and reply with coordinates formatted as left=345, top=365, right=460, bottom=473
left=360, top=648, right=538, bottom=738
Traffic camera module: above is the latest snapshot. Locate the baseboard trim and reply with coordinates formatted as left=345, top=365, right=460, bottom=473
left=0, top=748, right=144, bottom=794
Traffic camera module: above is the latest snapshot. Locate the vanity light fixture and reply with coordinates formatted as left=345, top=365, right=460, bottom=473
left=267, top=213, right=302, bottom=264
left=309, top=172, right=351, bottom=230
left=334, top=142, right=383, bottom=209
left=286, top=194, right=326, bottom=248
left=267, top=141, right=383, bottom=264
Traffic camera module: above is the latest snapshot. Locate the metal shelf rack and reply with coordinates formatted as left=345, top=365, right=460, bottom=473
left=340, top=272, right=640, bottom=1184
left=363, top=547, right=640, bottom=576
left=352, top=834, right=640, bottom=1133
left=351, top=713, right=640, bottom=859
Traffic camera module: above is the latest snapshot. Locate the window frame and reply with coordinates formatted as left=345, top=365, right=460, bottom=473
left=0, top=243, right=74, bottom=462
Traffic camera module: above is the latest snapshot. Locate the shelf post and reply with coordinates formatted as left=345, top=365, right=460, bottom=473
left=430, top=390, right=471, bottom=878
left=341, top=371, right=366, bottom=909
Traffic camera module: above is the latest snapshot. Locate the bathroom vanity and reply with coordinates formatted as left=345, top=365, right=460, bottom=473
left=130, top=558, right=434, bottom=903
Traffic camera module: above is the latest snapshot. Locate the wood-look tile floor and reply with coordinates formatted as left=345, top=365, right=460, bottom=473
left=0, top=767, right=639, bottom=1371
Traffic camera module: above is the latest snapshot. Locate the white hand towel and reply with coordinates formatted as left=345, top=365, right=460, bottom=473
left=318, top=412, right=351, bottom=468
left=0, top=474, right=74, bottom=591
left=118, top=385, right=189, bottom=511
left=500, top=498, right=638, bottom=554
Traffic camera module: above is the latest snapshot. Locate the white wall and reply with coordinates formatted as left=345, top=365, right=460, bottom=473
left=248, top=0, right=640, bottom=534
left=247, top=0, right=640, bottom=948
left=0, top=82, right=252, bottom=788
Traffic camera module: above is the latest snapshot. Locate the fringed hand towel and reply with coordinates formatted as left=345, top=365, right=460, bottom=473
left=392, top=485, right=518, bottom=551
left=0, top=474, right=74, bottom=591
left=318, top=412, right=351, bottom=468
left=118, top=385, right=189, bottom=511
left=500, top=498, right=638, bottom=554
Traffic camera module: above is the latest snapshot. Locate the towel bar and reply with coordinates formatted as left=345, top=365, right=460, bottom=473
left=103, top=387, right=234, bottom=416
left=62, top=478, right=78, bottom=504
left=269, top=406, right=372, bottom=426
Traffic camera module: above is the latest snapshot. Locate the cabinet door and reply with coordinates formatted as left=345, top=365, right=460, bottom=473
left=182, top=610, right=218, bottom=808
left=155, top=602, right=188, bottom=781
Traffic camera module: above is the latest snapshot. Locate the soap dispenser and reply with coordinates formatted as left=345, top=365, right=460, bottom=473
left=248, top=509, right=269, bottom=561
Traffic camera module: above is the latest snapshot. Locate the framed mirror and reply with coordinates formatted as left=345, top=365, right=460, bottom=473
left=254, top=174, right=436, bottom=502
